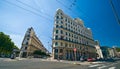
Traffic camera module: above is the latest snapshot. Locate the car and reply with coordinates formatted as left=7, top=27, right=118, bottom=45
left=10, top=54, right=14, bottom=59
left=80, top=57, right=84, bottom=62
left=87, top=58, right=95, bottom=62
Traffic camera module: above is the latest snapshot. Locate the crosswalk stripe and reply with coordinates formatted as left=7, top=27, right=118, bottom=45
left=109, top=67, right=116, bottom=69
left=98, top=65, right=107, bottom=69
left=89, top=64, right=100, bottom=67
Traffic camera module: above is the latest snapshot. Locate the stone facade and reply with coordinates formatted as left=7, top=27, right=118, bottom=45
left=20, top=27, right=47, bottom=57
left=52, top=9, right=96, bottom=60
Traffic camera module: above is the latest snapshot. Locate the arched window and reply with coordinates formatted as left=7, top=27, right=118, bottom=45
left=55, top=42, right=58, bottom=46
left=55, top=35, right=58, bottom=39
left=56, top=30, right=58, bottom=34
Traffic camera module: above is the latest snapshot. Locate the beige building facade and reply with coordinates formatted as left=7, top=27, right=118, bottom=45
left=52, top=9, right=96, bottom=60
left=20, top=27, right=47, bottom=57
left=95, top=41, right=103, bottom=59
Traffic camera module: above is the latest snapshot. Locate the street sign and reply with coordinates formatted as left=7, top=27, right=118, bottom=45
left=74, top=48, right=76, bottom=52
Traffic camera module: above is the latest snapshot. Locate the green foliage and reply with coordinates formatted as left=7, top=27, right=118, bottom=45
left=0, top=32, right=19, bottom=57
left=116, top=47, right=120, bottom=52
left=33, top=50, right=47, bottom=55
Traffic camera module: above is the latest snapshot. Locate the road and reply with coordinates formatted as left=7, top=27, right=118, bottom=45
left=0, top=58, right=120, bottom=69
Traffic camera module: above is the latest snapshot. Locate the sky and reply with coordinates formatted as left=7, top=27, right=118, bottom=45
left=0, top=0, right=120, bottom=52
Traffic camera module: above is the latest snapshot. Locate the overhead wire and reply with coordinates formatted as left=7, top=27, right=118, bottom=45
left=55, top=0, right=82, bottom=18
left=68, top=0, right=95, bottom=23
left=116, top=0, right=120, bottom=9
left=2, top=0, right=52, bottom=22
left=1, top=0, right=54, bottom=39
left=16, top=0, right=52, bottom=18
left=109, top=0, right=120, bottom=24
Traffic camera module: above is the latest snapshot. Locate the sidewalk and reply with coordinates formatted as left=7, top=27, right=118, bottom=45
left=1, top=57, right=103, bottom=65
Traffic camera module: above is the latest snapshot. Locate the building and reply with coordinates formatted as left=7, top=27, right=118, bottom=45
left=20, top=27, right=47, bottom=57
left=108, top=48, right=115, bottom=58
left=52, top=9, right=96, bottom=60
left=110, top=46, right=119, bottom=58
left=100, top=46, right=109, bottom=58
left=95, top=41, right=103, bottom=59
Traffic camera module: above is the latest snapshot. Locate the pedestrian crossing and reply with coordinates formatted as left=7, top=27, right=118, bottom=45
left=89, top=64, right=116, bottom=69
left=108, top=67, right=116, bottom=69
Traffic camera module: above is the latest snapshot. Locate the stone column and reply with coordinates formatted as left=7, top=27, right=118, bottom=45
left=58, top=48, right=60, bottom=59
left=63, top=48, right=66, bottom=60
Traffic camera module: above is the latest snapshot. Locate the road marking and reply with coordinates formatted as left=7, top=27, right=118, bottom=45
left=109, top=67, right=116, bottom=69
left=89, top=64, right=100, bottom=67
left=98, top=65, right=107, bottom=69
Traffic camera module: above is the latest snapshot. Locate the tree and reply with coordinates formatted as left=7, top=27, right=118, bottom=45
left=33, top=50, right=50, bottom=56
left=33, top=50, right=46, bottom=55
left=116, top=47, right=120, bottom=52
left=0, top=32, right=19, bottom=57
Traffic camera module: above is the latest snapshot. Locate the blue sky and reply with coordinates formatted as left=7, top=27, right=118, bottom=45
left=0, top=0, right=120, bottom=52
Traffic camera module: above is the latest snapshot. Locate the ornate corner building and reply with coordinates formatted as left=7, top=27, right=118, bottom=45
left=52, top=9, right=96, bottom=60
left=20, top=27, right=47, bottom=57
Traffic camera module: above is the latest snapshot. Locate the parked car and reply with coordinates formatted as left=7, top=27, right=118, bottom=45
left=80, top=57, right=84, bottom=62
left=87, top=58, right=96, bottom=62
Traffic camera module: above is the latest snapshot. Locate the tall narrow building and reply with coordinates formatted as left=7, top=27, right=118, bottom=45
left=52, top=9, right=96, bottom=60
left=20, top=27, right=47, bottom=57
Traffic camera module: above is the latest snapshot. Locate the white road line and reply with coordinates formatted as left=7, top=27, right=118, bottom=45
left=97, top=62, right=120, bottom=69
left=89, top=64, right=100, bottom=67
left=109, top=67, right=116, bottom=69
left=98, top=65, right=107, bottom=69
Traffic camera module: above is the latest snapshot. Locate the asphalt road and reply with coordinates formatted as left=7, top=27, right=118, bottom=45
left=0, top=58, right=120, bottom=69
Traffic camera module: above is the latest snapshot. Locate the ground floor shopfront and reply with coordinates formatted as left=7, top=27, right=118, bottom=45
left=53, top=47, right=96, bottom=61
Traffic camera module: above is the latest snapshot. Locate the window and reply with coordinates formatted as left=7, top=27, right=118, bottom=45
left=56, top=16, right=59, bottom=19
left=25, top=47, right=27, bottom=50
left=27, top=34, right=30, bottom=37
left=69, top=33, right=70, bottom=36
left=66, top=32, right=67, bottom=35
left=60, top=36, right=64, bottom=39
left=69, top=38, right=71, bottom=41
left=55, top=42, right=58, bottom=46
left=68, top=21, right=70, bottom=23
left=56, top=25, right=59, bottom=28
left=60, top=25, right=63, bottom=28
left=56, top=30, right=58, bottom=34
left=65, top=18, right=67, bottom=22
left=55, top=35, right=58, bottom=39
left=27, top=38, right=29, bottom=40
left=56, top=21, right=58, bottom=23
left=61, top=30, right=63, bottom=34
left=66, top=37, right=68, bottom=40
left=54, top=49, right=58, bottom=53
